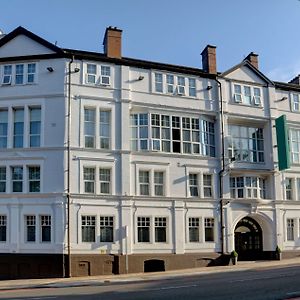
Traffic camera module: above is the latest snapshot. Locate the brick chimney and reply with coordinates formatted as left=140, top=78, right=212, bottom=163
left=289, top=75, right=300, bottom=85
left=103, top=26, right=122, bottom=59
left=201, top=45, right=217, bottom=74
left=245, top=52, right=259, bottom=69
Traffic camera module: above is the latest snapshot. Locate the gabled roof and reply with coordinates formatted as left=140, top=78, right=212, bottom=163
left=220, top=60, right=274, bottom=85
left=0, top=26, right=64, bottom=54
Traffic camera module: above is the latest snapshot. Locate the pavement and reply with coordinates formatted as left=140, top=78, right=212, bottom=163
left=0, top=257, right=300, bottom=291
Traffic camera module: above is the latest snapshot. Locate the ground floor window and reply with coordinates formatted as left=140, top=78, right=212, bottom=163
left=25, top=215, right=36, bottom=242
left=204, top=218, right=214, bottom=242
left=40, top=215, right=51, bottom=242
left=189, top=217, right=200, bottom=242
left=100, top=216, right=114, bottom=242
left=137, top=217, right=150, bottom=242
left=82, top=216, right=96, bottom=243
left=287, top=218, right=295, bottom=241
left=155, top=217, right=167, bottom=242
left=0, top=215, right=6, bottom=242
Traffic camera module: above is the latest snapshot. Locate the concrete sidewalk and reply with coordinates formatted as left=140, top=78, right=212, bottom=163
left=0, top=258, right=299, bottom=291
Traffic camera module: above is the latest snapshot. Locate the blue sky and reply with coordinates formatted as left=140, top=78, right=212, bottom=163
left=1, top=0, right=300, bottom=82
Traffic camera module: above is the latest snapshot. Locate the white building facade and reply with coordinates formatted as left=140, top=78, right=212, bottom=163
left=0, top=26, right=299, bottom=278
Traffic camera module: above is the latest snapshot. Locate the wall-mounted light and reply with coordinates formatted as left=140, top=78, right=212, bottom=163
left=280, top=96, right=288, bottom=101
left=74, top=67, right=80, bottom=73
left=47, top=67, right=54, bottom=72
left=138, top=75, right=144, bottom=81
left=206, top=85, right=213, bottom=90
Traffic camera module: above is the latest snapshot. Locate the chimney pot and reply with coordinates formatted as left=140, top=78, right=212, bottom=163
left=245, top=52, right=259, bottom=69
left=103, top=26, right=122, bottom=59
left=201, top=45, right=217, bottom=74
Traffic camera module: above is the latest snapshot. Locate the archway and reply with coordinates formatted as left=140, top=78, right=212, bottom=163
left=234, top=216, right=263, bottom=260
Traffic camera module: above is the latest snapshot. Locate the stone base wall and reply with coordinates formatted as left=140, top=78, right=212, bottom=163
left=0, top=254, right=66, bottom=279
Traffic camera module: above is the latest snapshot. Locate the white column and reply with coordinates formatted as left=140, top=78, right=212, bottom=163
left=173, top=200, right=185, bottom=254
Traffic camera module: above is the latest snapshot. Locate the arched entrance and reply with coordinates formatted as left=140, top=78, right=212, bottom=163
left=234, top=217, right=263, bottom=260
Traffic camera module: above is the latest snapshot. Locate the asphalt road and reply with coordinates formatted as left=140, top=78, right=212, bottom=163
left=1, top=265, right=300, bottom=300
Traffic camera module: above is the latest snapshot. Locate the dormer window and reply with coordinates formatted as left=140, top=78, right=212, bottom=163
left=233, top=83, right=262, bottom=106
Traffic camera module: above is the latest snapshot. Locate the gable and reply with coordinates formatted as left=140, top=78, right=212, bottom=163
left=0, top=34, right=56, bottom=58
left=224, top=65, right=266, bottom=85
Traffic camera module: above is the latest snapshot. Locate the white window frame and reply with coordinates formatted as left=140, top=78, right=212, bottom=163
left=189, top=173, right=199, bottom=197
left=232, top=83, right=262, bottom=106
left=137, top=216, right=151, bottom=243
left=291, top=93, right=300, bottom=112
left=177, top=76, right=186, bottom=95
left=0, top=215, right=7, bottom=242
left=0, top=166, right=6, bottom=193
left=188, top=217, right=200, bottom=243
left=40, top=215, right=51, bottom=243
left=2, top=65, right=12, bottom=85
left=99, top=168, right=111, bottom=194
left=100, top=216, right=114, bottom=243
left=287, top=218, right=295, bottom=241
left=25, top=215, right=36, bottom=242
left=100, top=65, right=111, bottom=86
left=154, top=217, right=167, bottom=243
left=204, top=217, right=215, bottom=242
left=81, top=215, right=96, bottom=243
left=83, top=167, right=95, bottom=194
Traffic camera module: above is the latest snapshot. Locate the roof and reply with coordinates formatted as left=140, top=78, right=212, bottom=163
left=0, top=26, right=64, bottom=54
left=220, top=60, right=274, bottom=85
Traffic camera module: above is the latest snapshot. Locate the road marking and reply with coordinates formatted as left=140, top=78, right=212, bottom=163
left=286, top=291, right=300, bottom=295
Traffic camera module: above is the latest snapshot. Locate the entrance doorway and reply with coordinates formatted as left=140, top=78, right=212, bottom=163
left=234, top=217, right=263, bottom=260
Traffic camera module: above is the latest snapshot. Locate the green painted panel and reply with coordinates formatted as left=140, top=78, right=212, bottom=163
left=275, top=115, right=290, bottom=171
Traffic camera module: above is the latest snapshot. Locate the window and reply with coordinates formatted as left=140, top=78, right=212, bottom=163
left=100, top=66, right=111, bottom=85
left=130, top=113, right=149, bottom=151
left=27, top=63, right=36, bottom=83
left=28, top=166, right=40, bottom=193
left=131, top=113, right=215, bottom=156
left=13, top=108, right=24, bottom=148
left=290, top=129, right=300, bottom=164
left=166, top=75, right=174, bottom=94
left=287, top=218, right=294, bottom=241
left=177, top=76, right=185, bottom=95
left=253, top=88, right=261, bottom=105
left=204, top=218, right=214, bottom=242
left=25, top=215, right=36, bottom=242
left=2, top=65, right=12, bottom=85
left=1, top=63, right=36, bottom=85
left=99, top=168, right=111, bottom=194
left=230, top=176, right=266, bottom=199
left=100, top=216, right=114, bottom=242
left=244, top=86, right=251, bottom=105
left=81, top=216, right=95, bottom=242
left=228, top=125, right=264, bottom=162
left=155, top=73, right=163, bottom=93
left=189, top=217, right=200, bottom=242
left=0, top=216, right=6, bottom=242
left=84, top=108, right=96, bottom=148
left=292, top=94, right=300, bottom=112
left=99, top=110, right=110, bottom=149
left=29, top=107, right=41, bottom=147
left=154, top=171, right=164, bottom=196
left=188, top=78, right=196, bottom=97
left=137, top=217, right=150, bottom=242
left=285, top=178, right=293, bottom=200
left=0, top=167, right=6, bottom=193
left=15, top=64, right=24, bottom=85
left=12, top=166, right=23, bottom=192
left=83, top=167, right=95, bottom=193
left=155, top=217, right=167, bottom=242
left=139, top=171, right=150, bottom=196
left=40, top=215, right=51, bottom=242
left=0, top=110, right=8, bottom=148
left=234, top=84, right=242, bottom=102
left=203, top=174, right=212, bottom=197
left=189, top=173, right=199, bottom=197
left=201, top=120, right=215, bottom=157
left=86, top=64, right=97, bottom=84
left=233, top=84, right=262, bottom=106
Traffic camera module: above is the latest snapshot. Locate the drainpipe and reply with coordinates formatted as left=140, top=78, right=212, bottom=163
left=216, top=78, right=225, bottom=255
left=66, top=55, right=74, bottom=277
